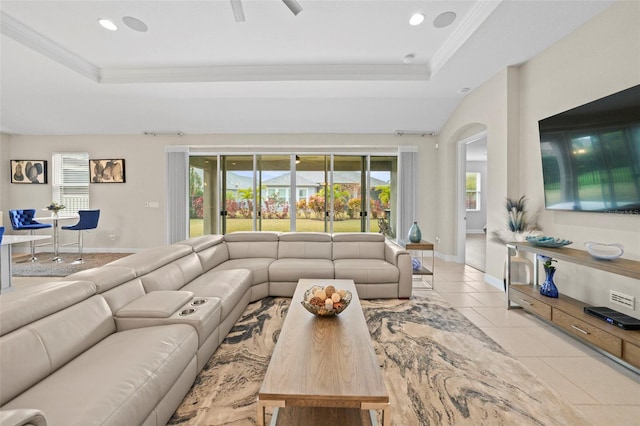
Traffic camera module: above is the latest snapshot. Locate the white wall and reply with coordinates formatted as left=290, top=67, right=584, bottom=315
left=438, top=0, right=640, bottom=316
left=1, top=133, right=438, bottom=251
left=517, top=0, right=640, bottom=311
left=437, top=67, right=514, bottom=276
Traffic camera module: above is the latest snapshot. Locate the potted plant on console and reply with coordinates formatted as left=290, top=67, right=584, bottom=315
left=493, top=195, right=541, bottom=288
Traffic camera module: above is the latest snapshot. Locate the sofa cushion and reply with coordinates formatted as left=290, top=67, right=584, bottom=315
left=224, top=231, right=279, bottom=259
left=332, top=232, right=385, bottom=260
left=0, top=281, right=96, bottom=336
left=0, top=295, right=116, bottom=405
left=334, top=259, right=399, bottom=284
left=277, top=232, right=332, bottom=260
left=108, top=244, right=193, bottom=276
left=176, top=234, right=225, bottom=252
left=2, top=324, right=198, bottom=426
left=195, top=242, right=230, bottom=273
left=181, top=269, right=253, bottom=320
left=269, top=259, right=334, bottom=282
left=139, top=253, right=203, bottom=293
left=66, top=266, right=137, bottom=293
left=213, top=258, right=274, bottom=286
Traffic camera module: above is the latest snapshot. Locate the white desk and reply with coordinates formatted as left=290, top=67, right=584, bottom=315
left=36, top=215, right=78, bottom=262
left=1, top=235, right=51, bottom=293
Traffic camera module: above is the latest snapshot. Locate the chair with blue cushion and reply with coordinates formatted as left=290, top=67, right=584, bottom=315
left=62, top=210, right=100, bottom=264
left=8, top=209, right=52, bottom=262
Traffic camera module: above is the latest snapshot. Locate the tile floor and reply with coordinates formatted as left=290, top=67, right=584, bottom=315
left=414, top=259, right=640, bottom=426
left=12, top=261, right=640, bottom=426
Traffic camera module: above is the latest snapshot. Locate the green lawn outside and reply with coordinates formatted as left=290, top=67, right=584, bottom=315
left=189, top=218, right=381, bottom=237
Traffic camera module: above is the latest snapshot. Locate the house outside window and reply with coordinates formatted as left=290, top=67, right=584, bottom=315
left=466, top=172, right=481, bottom=211
left=52, top=152, right=90, bottom=214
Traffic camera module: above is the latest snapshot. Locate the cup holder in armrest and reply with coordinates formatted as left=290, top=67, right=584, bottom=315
left=179, top=308, right=196, bottom=316
left=191, top=298, right=207, bottom=306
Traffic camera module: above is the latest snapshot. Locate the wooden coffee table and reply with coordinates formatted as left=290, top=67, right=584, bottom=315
left=257, top=279, right=390, bottom=426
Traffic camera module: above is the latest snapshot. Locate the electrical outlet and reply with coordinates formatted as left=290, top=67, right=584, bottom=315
left=610, top=290, right=635, bottom=310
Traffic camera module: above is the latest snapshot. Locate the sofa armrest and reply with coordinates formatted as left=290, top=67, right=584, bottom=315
left=115, top=291, right=194, bottom=318
left=384, top=239, right=407, bottom=266
left=384, top=239, right=412, bottom=298
left=0, top=409, right=47, bottom=426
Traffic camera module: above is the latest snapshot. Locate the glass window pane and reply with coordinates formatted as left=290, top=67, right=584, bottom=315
left=258, top=155, right=291, bottom=232
left=224, top=155, right=254, bottom=233
left=189, top=156, right=218, bottom=237
left=333, top=156, right=364, bottom=233
left=295, top=155, right=329, bottom=232
left=370, top=156, right=396, bottom=238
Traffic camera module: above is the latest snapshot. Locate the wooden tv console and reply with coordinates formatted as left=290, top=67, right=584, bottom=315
left=505, top=242, right=640, bottom=371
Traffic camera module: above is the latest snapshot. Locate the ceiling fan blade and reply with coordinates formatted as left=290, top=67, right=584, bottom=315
left=282, top=0, right=303, bottom=16
left=230, top=0, right=245, bottom=22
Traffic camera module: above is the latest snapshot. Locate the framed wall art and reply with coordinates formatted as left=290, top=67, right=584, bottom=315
left=10, top=160, right=47, bottom=184
left=90, top=159, right=126, bottom=183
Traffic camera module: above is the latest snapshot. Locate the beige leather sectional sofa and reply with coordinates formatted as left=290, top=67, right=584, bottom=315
left=0, top=232, right=411, bottom=426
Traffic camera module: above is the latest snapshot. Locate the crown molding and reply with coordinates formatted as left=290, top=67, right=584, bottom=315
left=1, top=12, right=100, bottom=82
left=427, top=0, right=502, bottom=78
left=99, top=64, right=430, bottom=83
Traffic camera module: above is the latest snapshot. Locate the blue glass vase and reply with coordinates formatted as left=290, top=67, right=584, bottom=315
left=408, top=222, right=422, bottom=243
left=540, top=267, right=559, bottom=298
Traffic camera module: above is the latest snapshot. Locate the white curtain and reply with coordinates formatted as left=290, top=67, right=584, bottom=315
left=397, top=146, right=418, bottom=243
left=166, top=147, right=189, bottom=244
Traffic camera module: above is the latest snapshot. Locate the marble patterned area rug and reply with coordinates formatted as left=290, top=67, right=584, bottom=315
left=12, top=253, right=130, bottom=277
left=169, top=294, right=591, bottom=426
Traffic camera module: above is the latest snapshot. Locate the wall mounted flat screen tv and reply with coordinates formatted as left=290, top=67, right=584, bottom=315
left=538, top=85, right=640, bottom=213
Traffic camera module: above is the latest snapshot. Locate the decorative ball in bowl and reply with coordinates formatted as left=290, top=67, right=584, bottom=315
left=301, top=285, right=352, bottom=317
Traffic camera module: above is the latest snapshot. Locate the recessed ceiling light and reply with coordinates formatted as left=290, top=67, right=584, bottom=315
left=403, top=53, right=415, bottom=64
left=123, top=16, right=148, bottom=32
left=409, top=13, right=425, bottom=26
left=433, top=11, right=457, bottom=28
left=98, top=18, right=118, bottom=31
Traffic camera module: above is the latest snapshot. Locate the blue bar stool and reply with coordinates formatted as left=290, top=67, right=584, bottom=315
left=8, top=209, right=53, bottom=262
left=62, top=210, right=100, bottom=264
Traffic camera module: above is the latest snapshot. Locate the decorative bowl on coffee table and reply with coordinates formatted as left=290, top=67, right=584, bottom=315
left=301, top=285, right=352, bottom=317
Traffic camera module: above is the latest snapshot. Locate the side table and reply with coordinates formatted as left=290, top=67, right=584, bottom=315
left=404, top=240, right=435, bottom=289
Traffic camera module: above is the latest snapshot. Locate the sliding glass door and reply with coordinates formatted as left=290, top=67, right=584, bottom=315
left=189, top=153, right=397, bottom=236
